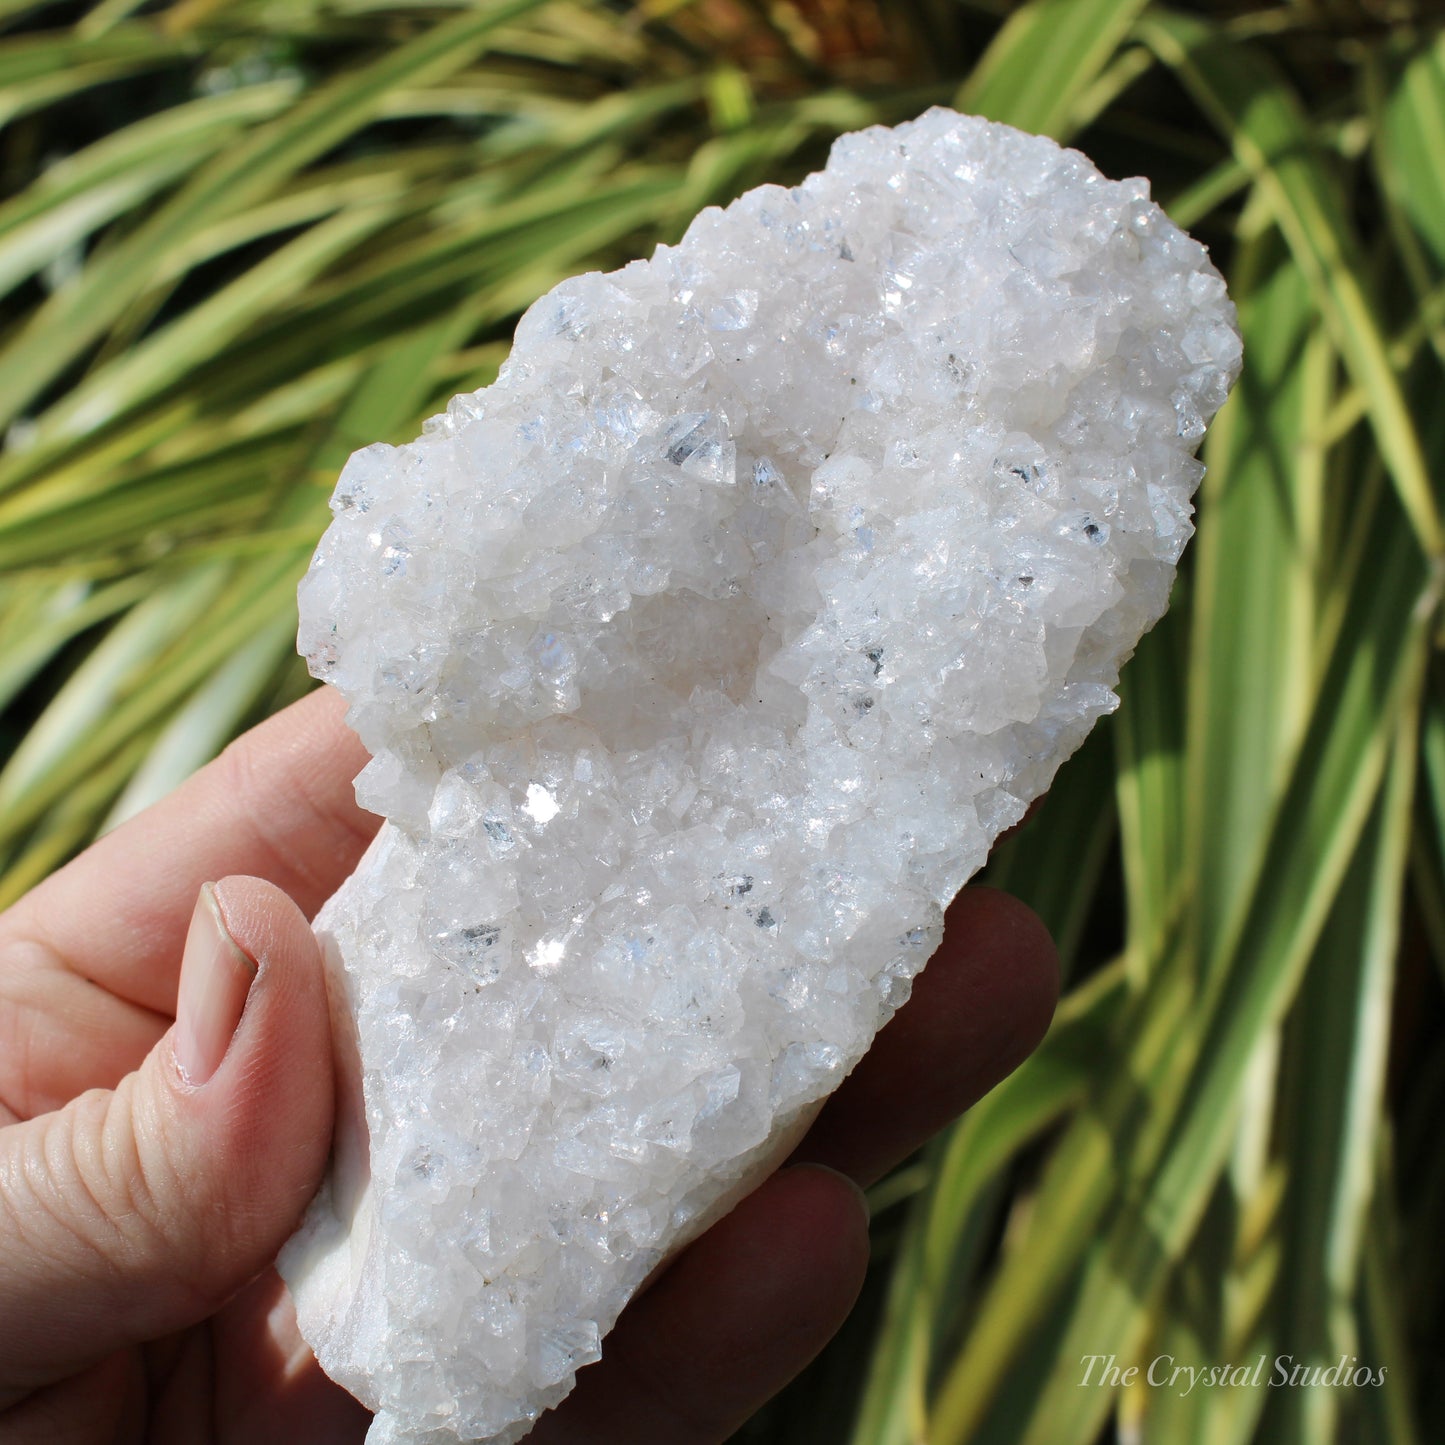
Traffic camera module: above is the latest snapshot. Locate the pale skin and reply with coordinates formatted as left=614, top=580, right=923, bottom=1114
left=0, top=687, right=1058, bottom=1443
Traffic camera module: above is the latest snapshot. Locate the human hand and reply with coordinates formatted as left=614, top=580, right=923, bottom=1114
left=0, top=688, right=1057, bottom=1443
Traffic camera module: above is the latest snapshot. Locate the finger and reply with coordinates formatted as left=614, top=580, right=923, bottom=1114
left=0, top=878, right=333, bottom=1404
left=0, top=686, right=374, bottom=1019
left=210, top=1272, right=371, bottom=1445
left=0, top=938, right=170, bottom=1120
left=530, top=1163, right=869, bottom=1445
left=0, top=1351, right=145, bottom=1444
left=792, top=886, right=1058, bottom=1186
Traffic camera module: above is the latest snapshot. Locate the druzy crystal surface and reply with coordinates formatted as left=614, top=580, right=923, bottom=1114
left=279, top=108, right=1240, bottom=1444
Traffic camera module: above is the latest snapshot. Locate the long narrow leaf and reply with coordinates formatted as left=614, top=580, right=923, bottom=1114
left=1141, top=10, right=1445, bottom=561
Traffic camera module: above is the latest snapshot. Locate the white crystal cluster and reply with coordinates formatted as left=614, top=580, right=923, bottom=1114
left=280, top=107, right=1240, bottom=1444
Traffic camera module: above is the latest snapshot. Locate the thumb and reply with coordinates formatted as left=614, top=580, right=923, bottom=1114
left=0, top=877, right=334, bottom=1401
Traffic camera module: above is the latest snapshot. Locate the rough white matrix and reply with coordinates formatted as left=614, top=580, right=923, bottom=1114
left=280, top=107, right=1240, bottom=1444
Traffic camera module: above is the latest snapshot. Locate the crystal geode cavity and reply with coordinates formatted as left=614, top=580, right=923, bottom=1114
left=279, top=108, right=1240, bottom=1443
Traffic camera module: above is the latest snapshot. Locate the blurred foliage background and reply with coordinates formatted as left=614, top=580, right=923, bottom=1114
left=0, top=0, right=1441, bottom=1440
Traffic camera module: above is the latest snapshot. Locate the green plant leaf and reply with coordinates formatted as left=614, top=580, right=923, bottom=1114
left=956, top=0, right=1151, bottom=141
left=0, top=0, right=550, bottom=431
left=1140, top=9, right=1445, bottom=562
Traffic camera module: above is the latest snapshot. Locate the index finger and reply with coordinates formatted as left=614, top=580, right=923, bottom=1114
left=0, top=686, right=376, bottom=1016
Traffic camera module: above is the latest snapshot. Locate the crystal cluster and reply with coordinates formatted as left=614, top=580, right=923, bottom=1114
left=279, top=107, right=1240, bottom=1444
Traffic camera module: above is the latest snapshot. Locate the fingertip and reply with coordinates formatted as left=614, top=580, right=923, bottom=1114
left=210, top=873, right=333, bottom=1085
left=630, top=1162, right=874, bottom=1386
left=161, top=875, right=334, bottom=1272
left=756, top=1163, right=871, bottom=1281
left=211, top=874, right=325, bottom=989
left=533, top=1163, right=870, bottom=1443
left=757, top=1163, right=872, bottom=1327
left=286, top=685, right=370, bottom=784
left=954, top=885, right=1060, bottom=1063
left=882, top=884, right=1060, bottom=1087
left=793, top=886, right=1059, bottom=1186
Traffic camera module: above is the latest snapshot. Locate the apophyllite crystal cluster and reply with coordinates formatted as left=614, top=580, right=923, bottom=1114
left=278, top=107, right=1241, bottom=1443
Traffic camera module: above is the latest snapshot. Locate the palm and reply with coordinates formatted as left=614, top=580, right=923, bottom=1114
left=0, top=690, right=1055, bottom=1444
